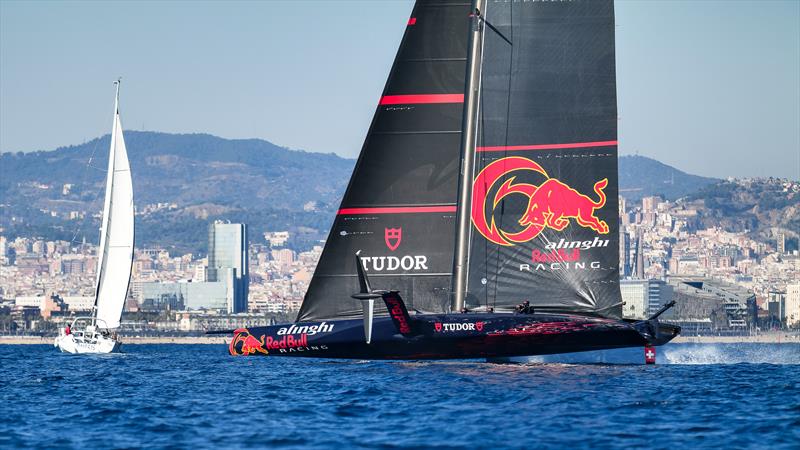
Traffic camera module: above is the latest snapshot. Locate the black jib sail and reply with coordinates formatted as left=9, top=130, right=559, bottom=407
left=466, top=0, right=622, bottom=317
left=297, top=1, right=472, bottom=321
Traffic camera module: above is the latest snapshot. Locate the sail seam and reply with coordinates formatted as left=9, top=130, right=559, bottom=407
left=400, top=58, right=468, bottom=62
left=476, top=140, right=617, bottom=152
left=372, top=130, right=461, bottom=135
left=338, top=206, right=457, bottom=215
left=380, top=94, right=464, bottom=105
left=314, top=273, right=453, bottom=278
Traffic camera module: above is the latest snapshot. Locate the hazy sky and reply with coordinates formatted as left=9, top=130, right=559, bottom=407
left=1, top=0, right=798, bottom=179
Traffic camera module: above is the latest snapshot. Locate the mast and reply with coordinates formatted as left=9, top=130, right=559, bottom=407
left=452, top=0, right=486, bottom=313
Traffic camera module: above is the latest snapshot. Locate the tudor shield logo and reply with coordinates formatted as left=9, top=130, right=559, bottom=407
left=385, top=228, right=402, bottom=251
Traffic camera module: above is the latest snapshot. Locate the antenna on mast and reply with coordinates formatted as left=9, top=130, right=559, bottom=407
left=113, top=78, right=122, bottom=112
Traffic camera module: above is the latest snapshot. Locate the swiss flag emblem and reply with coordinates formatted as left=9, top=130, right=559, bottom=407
left=475, top=321, right=484, bottom=332
left=385, top=228, right=402, bottom=251
left=644, top=345, right=656, bottom=364
left=434, top=322, right=442, bottom=332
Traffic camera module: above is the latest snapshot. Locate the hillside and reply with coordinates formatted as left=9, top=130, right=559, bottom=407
left=687, top=178, right=800, bottom=243
left=2, top=135, right=791, bottom=253
left=0, top=132, right=354, bottom=253
left=618, top=155, right=719, bottom=201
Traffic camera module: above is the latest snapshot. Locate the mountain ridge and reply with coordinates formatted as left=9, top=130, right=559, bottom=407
left=4, top=132, right=789, bottom=254
left=618, top=155, right=719, bottom=201
left=0, top=132, right=354, bottom=253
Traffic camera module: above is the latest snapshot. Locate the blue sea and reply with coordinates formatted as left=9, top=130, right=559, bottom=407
left=1, top=343, right=798, bottom=449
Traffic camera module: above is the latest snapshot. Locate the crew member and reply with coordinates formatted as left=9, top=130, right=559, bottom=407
left=523, top=301, right=533, bottom=314
left=65, top=324, right=71, bottom=335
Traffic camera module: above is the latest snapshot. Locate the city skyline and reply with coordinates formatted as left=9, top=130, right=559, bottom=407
left=1, top=0, right=798, bottom=180
left=3, top=186, right=799, bottom=331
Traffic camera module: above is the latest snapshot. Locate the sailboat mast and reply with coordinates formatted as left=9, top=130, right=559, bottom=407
left=452, top=0, right=486, bottom=313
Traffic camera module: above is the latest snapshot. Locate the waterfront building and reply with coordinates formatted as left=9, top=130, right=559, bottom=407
left=15, top=295, right=45, bottom=309
left=669, top=276, right=757, bottom=330
left=620, top=280, right=646, bottom=319
left=766, top=290, right=786, bottom=329
left=62, top=296, right=94, bottom=312
left=620, top=279, right=672, bottom=320
left=138, top=280, right=230, bottom=312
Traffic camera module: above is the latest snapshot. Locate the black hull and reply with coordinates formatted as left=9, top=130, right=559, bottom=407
left=229, top=313, right=680, bottom=360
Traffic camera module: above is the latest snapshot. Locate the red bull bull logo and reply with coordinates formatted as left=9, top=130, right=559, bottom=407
left=471, top=156, right=610, bottom=246
left=229, top=328, right=268, bottom=356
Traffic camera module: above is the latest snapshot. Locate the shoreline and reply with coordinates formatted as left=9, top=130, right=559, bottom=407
left=1, top=334, right=798, bottom=345
left=671, top=334, right=800, bottom=344
left=0, top=336, right=229, bottom=345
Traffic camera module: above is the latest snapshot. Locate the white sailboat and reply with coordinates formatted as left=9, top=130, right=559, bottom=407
left=55, top=79, right=134, bottom=354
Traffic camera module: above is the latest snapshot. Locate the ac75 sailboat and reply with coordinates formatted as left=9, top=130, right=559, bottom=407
left=229, top=0, right=679, bottom=361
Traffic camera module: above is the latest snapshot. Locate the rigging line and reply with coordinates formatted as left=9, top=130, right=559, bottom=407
left=475, top=1, right=491, bottom=311
left=492, top=0, right=514, bottom=311
left=69, top=137, right=102, bottom=245
left=477, top=13, right=512, bottom=46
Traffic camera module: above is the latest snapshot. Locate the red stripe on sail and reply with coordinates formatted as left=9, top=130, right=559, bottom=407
left=379, top=94, right=464, bottom=105
left=338, top=206, right=457, bottom=215
left=476, top=140, right=618, bottom=152
left=408, top=17, right=417, bottom=25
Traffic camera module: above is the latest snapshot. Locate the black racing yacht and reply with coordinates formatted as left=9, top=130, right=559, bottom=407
left=228, top=0, right=680, bottom=361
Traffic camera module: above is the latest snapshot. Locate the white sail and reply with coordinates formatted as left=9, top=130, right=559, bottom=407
left=94, top=81, right=134, bottom=329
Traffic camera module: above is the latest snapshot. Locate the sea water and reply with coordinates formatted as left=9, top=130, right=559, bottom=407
left=1, top=343, right=798, bottom=449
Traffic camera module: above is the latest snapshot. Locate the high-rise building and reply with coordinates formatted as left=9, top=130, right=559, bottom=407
left=777, top=231, right=786, bottom=254
left=786, top=284, right=800, bottom=328
left=634, top=231, right=645, bottom=279
left=619, top=231, right=631, bottom=277
left=208, top=221, right=248, bottom=313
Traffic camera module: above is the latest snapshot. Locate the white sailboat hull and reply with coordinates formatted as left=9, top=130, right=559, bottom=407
left=54, top=332, right=121, bottom=354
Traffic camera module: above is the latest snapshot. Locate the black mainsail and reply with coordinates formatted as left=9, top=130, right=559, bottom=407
left=233, top=0, right=679, bottom=360
left=465, top=0, right=622, bottom=317
left=298, top=0, right=472, bottom=321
